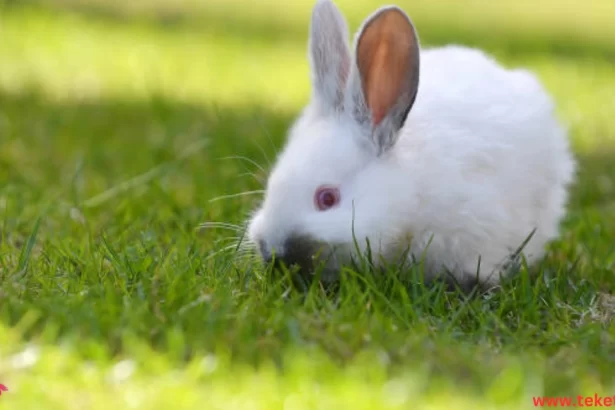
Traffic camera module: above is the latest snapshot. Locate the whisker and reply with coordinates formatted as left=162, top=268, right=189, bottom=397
left=198, top=222, right=245, bottom=232
left=252, top=130, right=272, bottom=167
left=208, top=190, right=264, bottom=203
left=222, top=243, right=249, bottom=255
left=237, top=172, right=265, bottom=186
left=203, top=236, right=257, bottom=263
left=212, top=236, right=242, bottom=246
left=256, top=119, right=278, bottom=159
left=219, top=155, right=267, bottom=174
left=230, top=248, right=252, bottom=257
left=235, top=242, right=255, bottom=254
left=204, top=243, right=242, bottom=261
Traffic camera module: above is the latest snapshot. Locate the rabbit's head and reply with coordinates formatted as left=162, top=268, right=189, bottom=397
left=247, top=0, right=421, bottom=280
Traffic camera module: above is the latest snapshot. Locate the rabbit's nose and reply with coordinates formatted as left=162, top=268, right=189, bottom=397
left=278, top=236, right=317, bottom=270
left=258, top=239, right=286, bottom=266
left=258, top=236, right=315, bottom=270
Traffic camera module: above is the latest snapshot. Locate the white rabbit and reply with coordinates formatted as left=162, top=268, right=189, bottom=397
left=246, top=0, right=575, bottom=288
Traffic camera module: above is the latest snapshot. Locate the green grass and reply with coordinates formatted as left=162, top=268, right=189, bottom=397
left=1, top=0, right=615, bottom=408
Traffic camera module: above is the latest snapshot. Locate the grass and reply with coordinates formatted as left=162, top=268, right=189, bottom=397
left=1, top=0, right=615, bottom=408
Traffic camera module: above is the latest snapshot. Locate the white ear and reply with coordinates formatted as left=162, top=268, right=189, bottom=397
left=308, top=0, right=351, bottom=113
left=345, top=6, right=420, bottom=155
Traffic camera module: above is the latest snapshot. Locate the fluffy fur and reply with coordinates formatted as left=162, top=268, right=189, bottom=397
left=246, top=0, right=576, bottom=286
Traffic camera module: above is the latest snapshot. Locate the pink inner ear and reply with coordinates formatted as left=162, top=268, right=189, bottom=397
left=356, top=9, right=416, bottom=126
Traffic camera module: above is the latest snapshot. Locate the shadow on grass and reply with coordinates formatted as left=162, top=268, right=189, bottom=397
left=0, top=89, right=614, bottom=387
left=4, top=0, right=615, bottom=61
left=0, top=88, right=287, bottom=213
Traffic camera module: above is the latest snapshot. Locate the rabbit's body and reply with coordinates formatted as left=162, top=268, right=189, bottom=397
left=375, top=45, right=574, bottom=284
left=247, top=1, right=575, bottom=287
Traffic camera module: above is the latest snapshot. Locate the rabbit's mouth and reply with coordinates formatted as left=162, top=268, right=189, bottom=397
left=259, top=235, right=342, bottom=284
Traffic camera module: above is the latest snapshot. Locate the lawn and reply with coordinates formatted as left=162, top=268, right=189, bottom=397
left=0, top=0, right=615, bottom=409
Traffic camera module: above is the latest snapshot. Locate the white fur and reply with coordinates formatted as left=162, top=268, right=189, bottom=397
left=247, top=1, right=575, bottom=285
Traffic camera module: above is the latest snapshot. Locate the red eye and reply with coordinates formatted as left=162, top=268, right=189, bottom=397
left=314, top=186, right=340, bottom=211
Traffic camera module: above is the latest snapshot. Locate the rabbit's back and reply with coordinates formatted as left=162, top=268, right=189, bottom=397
left=394, top=45, right=575, bottom=283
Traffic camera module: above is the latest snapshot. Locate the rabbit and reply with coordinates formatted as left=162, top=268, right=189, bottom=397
left=245, top=0, right=576, bottom=288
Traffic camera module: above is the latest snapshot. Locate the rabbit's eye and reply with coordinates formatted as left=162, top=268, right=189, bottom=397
left=315, top=186, right=340, bottom=211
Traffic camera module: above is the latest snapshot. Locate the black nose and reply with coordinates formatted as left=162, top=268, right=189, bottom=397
left=258, top=240, right=285, bottom=267
left=259, top=236, right=316, bottom=271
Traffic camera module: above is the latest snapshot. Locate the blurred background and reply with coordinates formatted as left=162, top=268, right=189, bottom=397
left=1, top=1, right=615, bottom=408
left=1, top=0, right=614, bottom=222
left=2, top=0, right=614, bottom=106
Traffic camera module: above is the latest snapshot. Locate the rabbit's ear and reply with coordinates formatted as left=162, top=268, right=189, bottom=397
left=308, top=0, right=351, bottom=113
left=346, top=7, right=420, bottom=155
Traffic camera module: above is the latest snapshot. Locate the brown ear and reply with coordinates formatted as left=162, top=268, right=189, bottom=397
left=352, top=7, right=420, bottom=152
